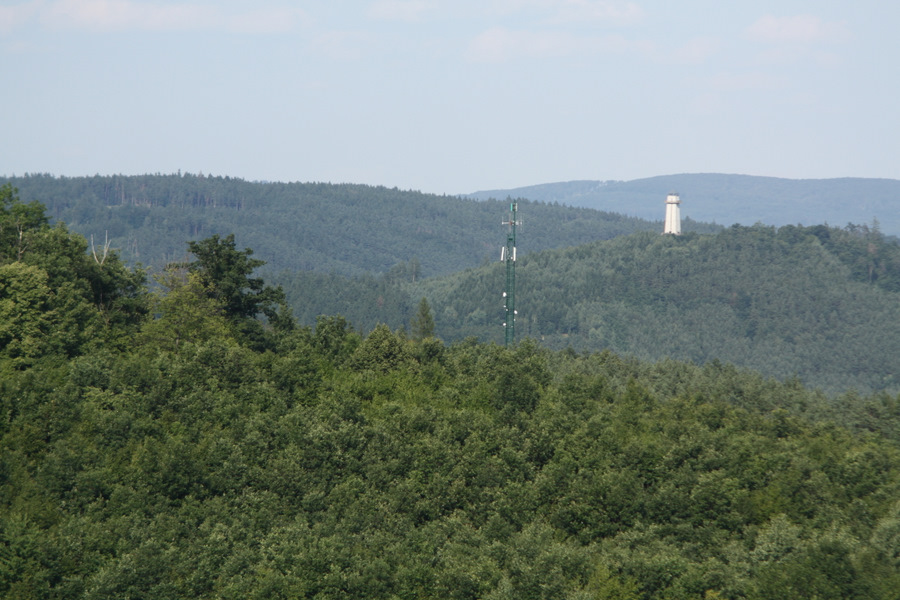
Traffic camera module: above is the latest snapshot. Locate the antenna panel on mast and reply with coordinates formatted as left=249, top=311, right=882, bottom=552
left=501, top=202, right=520, bottom=346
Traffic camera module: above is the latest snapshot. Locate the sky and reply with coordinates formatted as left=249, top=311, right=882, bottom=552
left=1, top=0, right=898, bottom=195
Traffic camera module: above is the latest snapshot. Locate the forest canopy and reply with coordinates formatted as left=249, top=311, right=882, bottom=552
left=3, top=173, right=703, bottom=277
left=2, top=187, right=900, bottom=599
left=410, top=223, right=900, bottom=395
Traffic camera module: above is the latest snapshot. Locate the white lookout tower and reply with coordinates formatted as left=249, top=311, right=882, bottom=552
left=663, top=193, right=681, bottom=235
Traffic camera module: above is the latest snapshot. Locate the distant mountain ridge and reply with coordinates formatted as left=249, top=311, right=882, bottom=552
left=4, top=173, right=708, bottom=278
left=5, top=172, right=900, bottom=394
left=467, top=174, right=900, bottom=235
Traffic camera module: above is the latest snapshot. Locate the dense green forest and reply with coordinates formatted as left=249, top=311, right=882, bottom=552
left=4, top=173, right=704, bottom=277
left=275, top=220, right=900, bottom=395
left=10, top=173, right=896, bottom=394
left=4, top=184, right=900, bottom=599
left=412, top=223, right=900, bottom=396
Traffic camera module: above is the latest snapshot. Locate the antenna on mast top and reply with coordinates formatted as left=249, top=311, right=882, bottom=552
left=501, top=202, right=521, bottom=346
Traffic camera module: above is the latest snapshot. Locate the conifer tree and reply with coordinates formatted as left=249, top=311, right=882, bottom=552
left=411, top=296, right=435, bottom=341
left=186, top=233, right=285, bottom=321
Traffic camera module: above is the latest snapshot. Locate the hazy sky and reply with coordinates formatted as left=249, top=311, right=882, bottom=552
left=2, top=0, right=897, bottom=194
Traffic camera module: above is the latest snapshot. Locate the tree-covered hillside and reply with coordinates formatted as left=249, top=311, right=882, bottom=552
left=3, top=188, right=900, bottom=599
left=3, top=173, right=712, bottom=278
left=468, top=174, right=900, bottom=235
left=415, top=223, right=900, bottom=395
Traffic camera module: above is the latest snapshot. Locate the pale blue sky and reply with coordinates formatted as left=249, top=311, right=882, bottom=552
left=2, top=0, right=897, bottom=194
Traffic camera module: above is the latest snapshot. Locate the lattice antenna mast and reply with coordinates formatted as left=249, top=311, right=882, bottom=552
left=501, top=202, right=521, bottom=346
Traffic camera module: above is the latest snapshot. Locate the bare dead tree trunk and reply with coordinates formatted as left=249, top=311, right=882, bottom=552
left=91, top=231, right=111, bottom=265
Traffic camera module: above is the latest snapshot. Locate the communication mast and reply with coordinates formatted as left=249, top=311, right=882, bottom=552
left=501, top=202, right=521, bottom=346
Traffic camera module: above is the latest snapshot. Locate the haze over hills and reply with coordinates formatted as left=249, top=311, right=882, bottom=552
left=6, top=172, right=900, bottom=394
left=467, top=174, right=900, bottom=235
left=4, top=173, right=704, bottom=277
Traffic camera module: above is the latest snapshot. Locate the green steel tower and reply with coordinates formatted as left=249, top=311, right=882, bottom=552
left=501, top=202, right=520, bottom=346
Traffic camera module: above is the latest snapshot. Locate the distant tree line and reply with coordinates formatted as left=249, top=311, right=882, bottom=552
left=3, top=173, right=699, bottom=278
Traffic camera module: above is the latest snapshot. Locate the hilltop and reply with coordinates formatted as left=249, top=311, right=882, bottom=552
left=467, top=174, right=900, bottom=235
left=6, top=173, right=900, bottom=394
left=3, top=173, right=703, bottom=277
left=413, top=223, right=900, bottom=395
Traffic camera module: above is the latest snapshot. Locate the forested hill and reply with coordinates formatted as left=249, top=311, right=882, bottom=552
left=2, top=173, right=718, bottom=277
left=3, top=186, right=900, bottom=598
left=414, top=223, right=900, bottom=395
left=468, top=174, right=900, bottom=235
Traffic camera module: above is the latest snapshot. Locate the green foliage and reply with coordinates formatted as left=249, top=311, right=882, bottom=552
left=411, top=296, right=436, bottom=341
left=0, top=187, right=148, bottom=362
left=138, top=269, right=235, bottom=352
left=0, top=261, right=98, bottom=363
left=12, top=174, right=900, bottom=396
left=187, top=233, right=285, bottom=321
left=0, top=183, right=48, bottom=262
left=4, top=201, right=900, bottom=599
left=276, top=269, right=413, bottom=332
left=349, top=323, right=414, bottom=374
left=312, top=314, right=361, bottom=364
left=5, top=173, right=674, bottom=278
left=4, top=323, right=900, bottom=598
left=418, top=224, right=900, bottom=395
